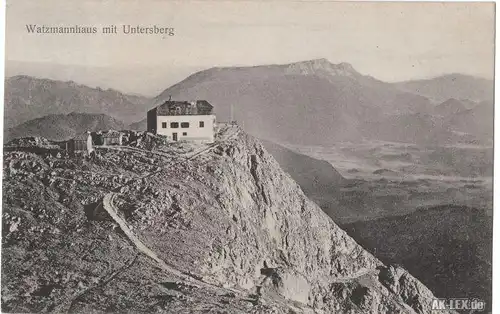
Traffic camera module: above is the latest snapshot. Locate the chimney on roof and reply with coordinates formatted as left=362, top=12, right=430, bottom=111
left=169, top=95, right=172, bottom=101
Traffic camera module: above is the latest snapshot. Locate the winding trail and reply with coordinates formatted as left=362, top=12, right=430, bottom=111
left=100, top=193, right=189, bottom=278
left=89, top=126, right=242, bottom=293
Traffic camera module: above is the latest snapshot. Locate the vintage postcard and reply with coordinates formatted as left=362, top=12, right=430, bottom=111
left=2, top=1, right=495, bottom=313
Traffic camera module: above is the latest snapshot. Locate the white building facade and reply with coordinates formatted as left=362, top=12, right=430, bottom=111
left=155, top=114, right=216, bottom=142
left=147, top=100, right=216, bottom=143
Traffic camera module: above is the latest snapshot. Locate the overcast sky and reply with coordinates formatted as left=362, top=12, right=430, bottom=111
left=5, top=1, right=495, bottom=96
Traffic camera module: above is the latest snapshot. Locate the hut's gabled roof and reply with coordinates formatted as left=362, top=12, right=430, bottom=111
left=151, top=100, right=214, bottom=116
left=195, top=100, right=213, bottom=112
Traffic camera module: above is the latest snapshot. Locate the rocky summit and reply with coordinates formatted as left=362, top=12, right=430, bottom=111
left=2, top=126, right=452, bottom=313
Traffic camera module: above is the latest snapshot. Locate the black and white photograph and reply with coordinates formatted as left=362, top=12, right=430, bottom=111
left=1, top=1, right=495, bottom=313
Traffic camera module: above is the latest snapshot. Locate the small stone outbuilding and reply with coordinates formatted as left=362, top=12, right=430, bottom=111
left=66, top=132, right=93, bottom=156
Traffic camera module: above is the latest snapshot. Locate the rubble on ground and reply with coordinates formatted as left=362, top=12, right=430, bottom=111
left=2, top=126, right=453, bottom=313
left=5, top=137, right=56, bottom=148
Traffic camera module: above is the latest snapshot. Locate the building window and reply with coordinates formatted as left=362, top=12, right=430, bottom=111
left=199, top=121, right=205, bottom=128
left=181, top=122, right=190, bottom=128
left=170, top=122, right=179, bottom=128
left=182, top=132, right=187, bottom=136
left=162, top=122, right=167, bottom=128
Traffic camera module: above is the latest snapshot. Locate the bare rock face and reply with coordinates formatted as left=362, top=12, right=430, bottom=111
left=2, top=126, right=451, bottom=313
left=378, top=265, right=440, bottom=314
left=110, top=128, right=450, bottom=313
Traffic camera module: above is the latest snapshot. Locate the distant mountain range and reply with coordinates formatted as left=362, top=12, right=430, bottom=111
left=447, top=100, right=494, bottom=140
left=359, top=98, right=493, bottom=145
left=395, top=73, right=494, bottom=103
left=4, top=112, right=127, bottom=142
left=152, top=59, right=493, bottom=145
left=4, top=59, right=494, bottom=145
left=4, top=75, right=150, bottom=128
left=153, top=59, right=433, bottom=144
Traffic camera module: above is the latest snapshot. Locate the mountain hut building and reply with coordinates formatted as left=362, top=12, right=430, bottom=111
left=147, top=100, right=216, bottom=143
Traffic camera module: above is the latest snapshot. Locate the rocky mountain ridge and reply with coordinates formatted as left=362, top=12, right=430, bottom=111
left=283, top=59, right=362, bottom=78
left=2, top=126, right=452, bottom=313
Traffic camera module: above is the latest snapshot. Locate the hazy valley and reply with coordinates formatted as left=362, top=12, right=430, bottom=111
left=285, top=140, right=492, bottom=221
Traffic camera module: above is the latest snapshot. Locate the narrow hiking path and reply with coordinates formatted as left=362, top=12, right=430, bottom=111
left=88, top=126, right=242, bottom=294
left=101, top=193, right=188, bottom=278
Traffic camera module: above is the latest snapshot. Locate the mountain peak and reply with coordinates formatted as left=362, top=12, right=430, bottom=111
left=337, top=61, right=356, bottom=71
left=289, top=58, right=331, bottom=68
left=285, top=58, right=360, bottom=78
left=434, top=98, right=467, bottom=116
left=305, top=57, right=331, bottom=65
